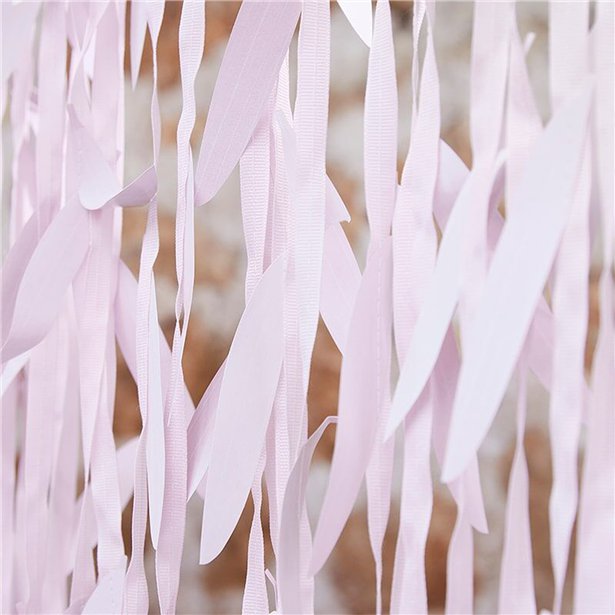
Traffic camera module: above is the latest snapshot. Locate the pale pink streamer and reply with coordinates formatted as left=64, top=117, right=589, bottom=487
left=240, top=89, right=275, bottom=615
left=573, top=4, right=615, bottom=612
left=265, top=59, right=294, bottom=567
left=498, top=16, right=541, bottom=614
left=445, top=5, right=511, bottom=612
left=125, top=2, right=165, bottom=611
left=363, top=2, right=396, bottom=612
left=310, top=0, right=393, bottom=584
left=156, top=2, right=204, bottom=614
left=390, top=2, right=440, bottom=613
left=76, top=1, right=127, bottom=597
left=292, top=2, right=330, bottom=610
left=548, top=4, right=592, bottom=613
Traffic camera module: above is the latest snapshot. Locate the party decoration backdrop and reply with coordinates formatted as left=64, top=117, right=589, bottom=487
left=1, top=1, right=613, bottom=613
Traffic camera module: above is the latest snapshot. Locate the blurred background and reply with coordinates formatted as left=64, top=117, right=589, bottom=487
left=4, top=2, right=600, bottom=613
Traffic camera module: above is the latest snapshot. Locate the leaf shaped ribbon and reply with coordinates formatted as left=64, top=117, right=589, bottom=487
left=199, top=256, right=285, bottom=564
left=442, top=86, right=593, bottom=482
left=1, top=204, right=89, bottom=363
left=194, top=1, right=302, bottom=206
left=311, top=238, right=393, bottom=574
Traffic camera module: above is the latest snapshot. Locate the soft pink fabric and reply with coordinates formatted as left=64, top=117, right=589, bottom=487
left=1, top=2, right=610, bottom=614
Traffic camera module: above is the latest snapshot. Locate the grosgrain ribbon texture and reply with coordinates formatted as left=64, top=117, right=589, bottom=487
left=1, top=1, right=612, bottom=614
